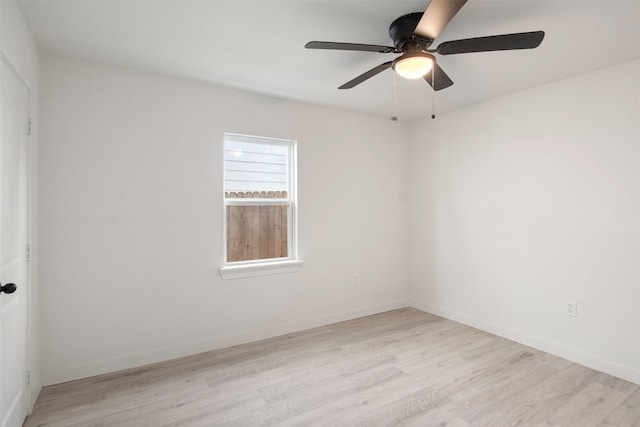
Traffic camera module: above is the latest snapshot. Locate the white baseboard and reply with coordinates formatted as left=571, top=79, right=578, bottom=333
left=410, top=299, right=640, bottom=386
left=43, top=299, right=408, bottom=386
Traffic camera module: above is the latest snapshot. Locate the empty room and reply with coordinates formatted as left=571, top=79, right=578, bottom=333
left=1, top=0, right=639, bottom=426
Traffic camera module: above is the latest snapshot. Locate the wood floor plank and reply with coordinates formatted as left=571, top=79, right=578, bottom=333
left=482, top=363, right=601, bottom=427
left=276, top=359, right=476, bottom=427
left=252, top=365, right=406, bottom=425
left=347, top=387, right=450, bottom=426
left=400, top=407, right=469, bottom=427
left=25, top=308, right=640, bottom=427
left=597, top=386, right=640, bottom=426
left=533, top=382, right=631, bottom=427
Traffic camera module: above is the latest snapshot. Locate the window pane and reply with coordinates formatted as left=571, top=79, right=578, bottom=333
left=223, top=133, right=296, bottom=265
left=226, top=204, right=288, bottom=262
left=224, top=140, right=289, bottom=194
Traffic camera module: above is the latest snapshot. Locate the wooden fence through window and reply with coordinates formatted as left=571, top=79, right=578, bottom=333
left=225, top=191, right=288, bottom=262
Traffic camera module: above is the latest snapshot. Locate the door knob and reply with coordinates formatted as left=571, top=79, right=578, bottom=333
left=0, top=283, right=17, bottom=294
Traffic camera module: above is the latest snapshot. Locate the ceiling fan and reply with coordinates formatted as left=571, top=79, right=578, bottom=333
left=305, top=0, right=544, bottom=91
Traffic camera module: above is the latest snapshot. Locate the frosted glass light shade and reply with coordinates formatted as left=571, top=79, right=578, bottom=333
left=393, top=54, right=434, bottom=79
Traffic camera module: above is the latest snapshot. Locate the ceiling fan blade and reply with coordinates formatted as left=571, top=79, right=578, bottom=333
left=436, top=31, right=545, bottom=55
left=305, top=41, right=395, bottom=53
left=414, top=0, right=468, bottom=40
left=423, top=63, right=454, bottom=91
left=339, top=61, right=393, bottom=89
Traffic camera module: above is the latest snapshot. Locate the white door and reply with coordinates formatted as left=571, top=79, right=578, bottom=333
left=0, top=58, right=30, bottom=427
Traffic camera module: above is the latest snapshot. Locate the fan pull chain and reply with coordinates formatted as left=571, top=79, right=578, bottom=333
left=431, top=67, right=436, bottom=119
left=391, top=71, right=398, bottom=121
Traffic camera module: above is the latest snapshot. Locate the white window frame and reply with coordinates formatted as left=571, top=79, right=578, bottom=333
left=219, top=133, right=302, bottom=279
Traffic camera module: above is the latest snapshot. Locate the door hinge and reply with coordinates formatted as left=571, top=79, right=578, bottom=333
left=26, top=371, right=31, bottom=388
left=27, top=117, right=32, bottom=135
left=26, top=244, right=31, bottom=262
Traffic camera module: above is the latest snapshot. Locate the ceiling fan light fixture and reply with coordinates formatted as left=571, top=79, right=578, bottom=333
left=393, top=52, right=434, bottom=79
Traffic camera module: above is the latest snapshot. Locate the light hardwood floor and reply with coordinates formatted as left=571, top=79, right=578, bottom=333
left=25, top=308, right=640, bottom=427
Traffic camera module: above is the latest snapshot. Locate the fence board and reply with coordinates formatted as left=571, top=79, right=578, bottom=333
left=226, top=191, right=288, bottom=262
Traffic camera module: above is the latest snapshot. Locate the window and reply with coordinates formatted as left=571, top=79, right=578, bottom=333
left=220, top=133, right=301, bottom=279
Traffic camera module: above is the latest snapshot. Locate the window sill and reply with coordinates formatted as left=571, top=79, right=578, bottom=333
left=219, top=260, right=304, bottom=280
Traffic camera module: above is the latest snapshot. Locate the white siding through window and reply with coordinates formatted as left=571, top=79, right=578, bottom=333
left=224, top=136, right=289, bottom=194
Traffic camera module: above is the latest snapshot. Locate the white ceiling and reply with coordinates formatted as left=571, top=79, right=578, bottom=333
left=17, top=0, right=640, bottom=121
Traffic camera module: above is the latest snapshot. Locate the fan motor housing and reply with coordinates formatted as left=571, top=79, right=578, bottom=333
left=389, top=12, right=433, bottom=51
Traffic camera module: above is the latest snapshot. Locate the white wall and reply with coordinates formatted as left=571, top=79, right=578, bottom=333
left=39, top=52, right=410, bottom=385
left=409, top=60, right=640, bottom=384
left=1, top=0, right=41, bottom=407
left=36, top=40, right=640, bottom=388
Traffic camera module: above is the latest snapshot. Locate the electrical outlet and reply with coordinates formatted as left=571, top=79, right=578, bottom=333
left=353, top=274, right=359, bottom=286
left=565, top=300, right=577, bottom=317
